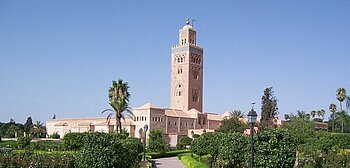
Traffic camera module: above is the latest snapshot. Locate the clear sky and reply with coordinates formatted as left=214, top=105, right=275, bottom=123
left=0, top=1, right=349, bottom=124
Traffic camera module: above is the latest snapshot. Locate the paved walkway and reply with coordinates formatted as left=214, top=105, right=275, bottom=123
left=153, top=157, right=185, bottom=168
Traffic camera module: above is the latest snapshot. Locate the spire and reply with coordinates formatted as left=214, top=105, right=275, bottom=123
left=186, top=17, right=190, bottom=25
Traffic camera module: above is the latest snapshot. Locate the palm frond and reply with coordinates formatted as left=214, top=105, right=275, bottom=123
left=106, top=113, right=114, bottom=123
left=101, top=109, right=114, bottom=114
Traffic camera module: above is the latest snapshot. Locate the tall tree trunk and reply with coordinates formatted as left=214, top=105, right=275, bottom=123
left=340, top=102, right=343, bottom=112
left=119, top=117, right=122, bottom=133
left=333, top=112, right=335, bottom=132
left=115, top=117, right=119, bottom=133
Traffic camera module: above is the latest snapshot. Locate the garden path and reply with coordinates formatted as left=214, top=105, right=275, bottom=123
left=153, top=157, right=185, bottom=168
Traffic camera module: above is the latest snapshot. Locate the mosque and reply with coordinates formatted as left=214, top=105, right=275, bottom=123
left=46, top=18, right=232, bottom=146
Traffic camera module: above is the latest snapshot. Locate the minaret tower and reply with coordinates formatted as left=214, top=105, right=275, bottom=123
left=170, top=18, right=203, bottom=112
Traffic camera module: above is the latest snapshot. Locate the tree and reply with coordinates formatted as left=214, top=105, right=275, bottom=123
left=191, top=132, right=223, bottom=167
left=32, top=121, right=46, bottom=138
left=336, top=88, right=347, bottom=111
left=260, top=87, right=278, bottom=129
left=329, top=103, right=337, bottom=131
left=347, top=96, right=350, bottom=112
left=177, top=136, right=192, bottom=149
left=23, top=117, right=33, bottom=137
left=148, top=129, right=168, bottom=153
left=76, top=132, right=142, bottom=168
left=310, top=110, right=317, bottom=118
left=296, top=110, right=310, bottom=121
left=231, top=110, right=244, bottom=119
left=216, top=117, right=247, bottom=133
left=102, top=79, right=133, bottom=133
left=316, top=109, right=325, bottom=122
left=336, top=88, right=347, bottom=133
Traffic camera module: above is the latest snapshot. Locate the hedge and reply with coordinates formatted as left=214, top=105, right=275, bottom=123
left=146, top=150, right=191, bottom=159
left=75, top=132, right=142, bottom=168
left=0, top=151, right=75, bottom=167
left=178, top=153, right=209, bottom=168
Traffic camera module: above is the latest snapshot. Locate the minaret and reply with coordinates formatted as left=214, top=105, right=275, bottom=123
left=170, top=18, right=203, bottom=112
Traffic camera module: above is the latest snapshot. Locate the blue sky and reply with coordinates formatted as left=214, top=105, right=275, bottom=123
left=0, top=1, right=349, bottom=123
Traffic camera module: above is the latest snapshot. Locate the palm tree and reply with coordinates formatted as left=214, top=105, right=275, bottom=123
left=296, top=110, right=310, bottom=121
left=336, top=88, right=347, bottom=132
left=32, top=121, right=46, bottom=138
left=310, top=111, right=317, bottom=118
left=231, top=110, right=244, bottom=119
left=346, top=96, right=350, bottom=112
left=102, top=79, right=133, bottom=133
left=336, top=88, right=347, bottom=111
left=317, top=109, right=325, bottom=122
left=329, top=103, right=337, bottom=132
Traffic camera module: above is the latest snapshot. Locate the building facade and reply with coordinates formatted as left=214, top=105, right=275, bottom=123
left=46, top=18, right=225, bottom=146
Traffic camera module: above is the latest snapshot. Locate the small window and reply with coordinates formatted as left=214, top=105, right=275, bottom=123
left=137, top=116, right=139, bottom=121
left=180, top=122, right=182, bottom=126
left=169, top=122, right=171, bottom=125
left=145, top=117, right=146, bottom=121
left=175, top=122, right=177, bottom=125
left=161, top=118, right=163, bottom=122
left=185, top=123, right=188, bottom=126
left=194, top=74, right=199, bottom=79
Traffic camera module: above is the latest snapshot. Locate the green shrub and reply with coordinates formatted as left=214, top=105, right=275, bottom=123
left=75, top=132, right=142, bottom=168
left=17, top=137, right=31, bottom=149
left=178, top=153, right=209, bottom=168
left=146, top=150, right=191, bottom=159
left=148, top=129, right=168, bottom=153
left=177, top=136, right=192, bottom=149
left=29, top=141, right=62, bottom=151
left=191, top=132, right=223, bottom=167
left=0, top=151, right=75, bottom=167
left=0, top=140, right=18, bottom=148
left=193, top=134, right=200, bottom=138
left=63, top=132, right=88, bottom=150
left=50, top=132, right=60, bottom=139
left=218, top=133, right=249, bottom=167
left=255, top=129, right=298, bottom=168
